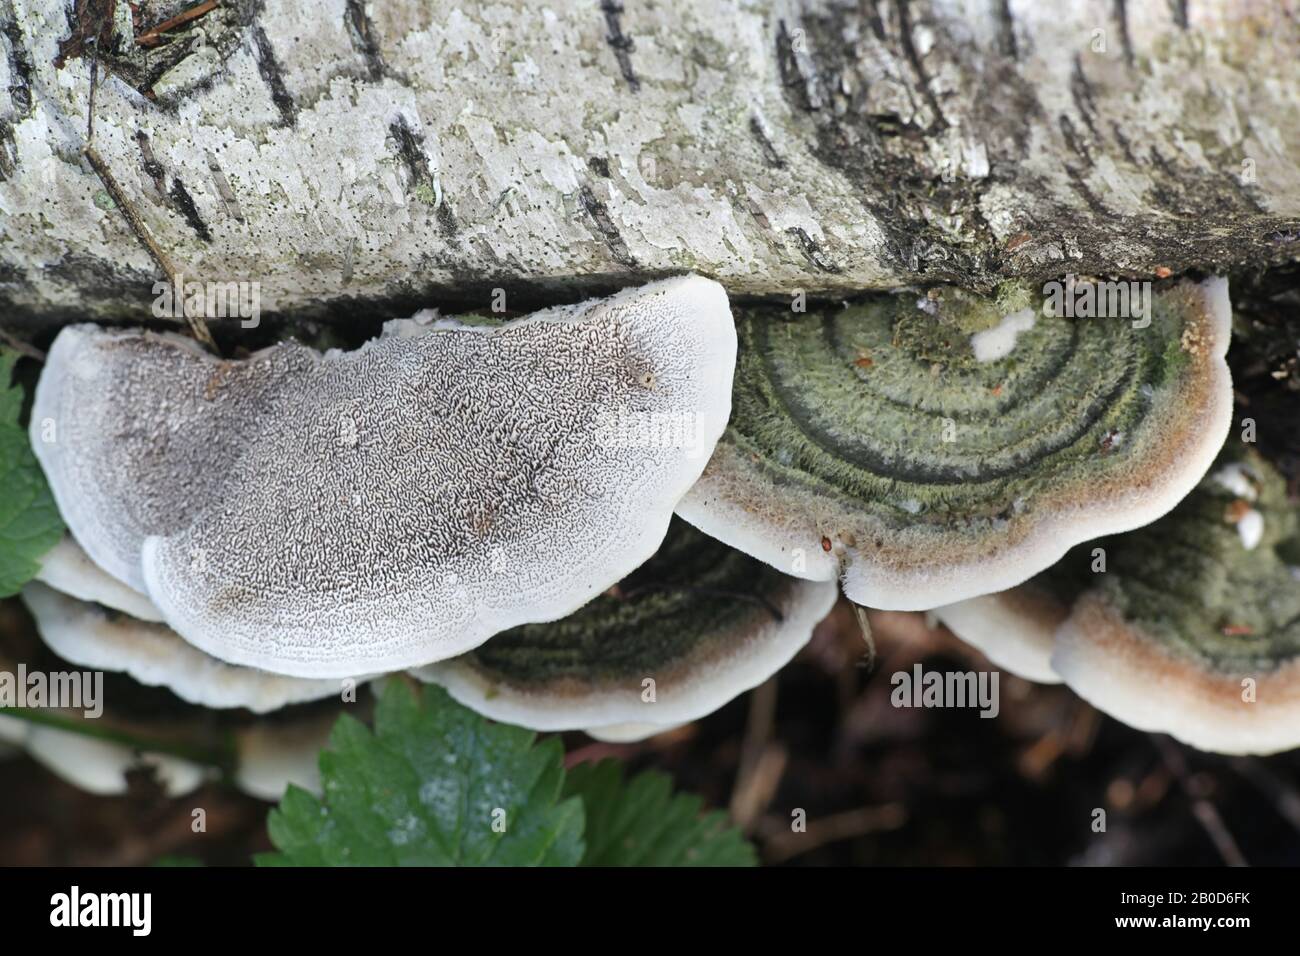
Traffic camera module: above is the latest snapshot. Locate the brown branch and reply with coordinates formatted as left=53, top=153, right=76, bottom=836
left=135, top=0, right=219, bottom=49
left=0, top=328, right=46, bottom=361
left=729, top=678, right=783, bottom=832
left=1230, top=757, right=1300, bottom=836
left=81, top=145, right=217, bottom=351
left=760, top=804, right=908, bottom=864
left=1152, top=735, right=1247, bottom=867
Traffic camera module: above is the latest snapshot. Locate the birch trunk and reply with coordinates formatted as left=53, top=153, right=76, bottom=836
left=0, top=0, right=1297, bottom=326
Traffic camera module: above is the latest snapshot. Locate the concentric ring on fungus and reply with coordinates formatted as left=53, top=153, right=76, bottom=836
left=677, top=277, right=1234, bottom=610
left=412, top=518, right=837, bottom=737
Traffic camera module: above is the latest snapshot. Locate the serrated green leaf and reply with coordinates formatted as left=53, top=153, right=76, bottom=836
left=0, top=349, right=64, bottom=597
left=564, top=760, right=757, bottom=866
left=258, top=682, right=585, bottom=866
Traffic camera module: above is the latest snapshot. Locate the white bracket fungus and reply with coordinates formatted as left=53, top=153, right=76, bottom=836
left=21, top=582, right=350, bottom=714
left=35, top=536, right=165, bottom=623
left=0, top=705, right=205, bottom=798
left=232, top=713, right=335, bottom=802
left=30, top=276, right=736, bottom=678
left=932, top=586, right=1068, bottom=684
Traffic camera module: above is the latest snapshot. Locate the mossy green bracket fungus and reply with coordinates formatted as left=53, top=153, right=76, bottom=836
left=678, top=277, right=1233, bottom=611
left=1052, top=449, right=1300, bottom=756
left=29, top=276, right=736, bottom=679
left=413, top=519, right=837, bottom=738
left=938, top=448, right=1300, bottom=754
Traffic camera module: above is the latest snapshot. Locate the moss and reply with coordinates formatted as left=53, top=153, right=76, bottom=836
left=993, top=280, right=1035, bottom=317
left=1158, top=333, right=1192, bottom=384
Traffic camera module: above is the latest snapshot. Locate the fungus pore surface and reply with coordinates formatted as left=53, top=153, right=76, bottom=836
left=31, top=276, right=736, bottom=677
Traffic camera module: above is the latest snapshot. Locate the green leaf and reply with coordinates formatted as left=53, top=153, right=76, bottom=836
left=0, top=351, right=24, bottom=424
left=564, top=760, right=757, bottom=866
left=258, top=682, right=585, bottom=866
left=0, top=349, right=64, bottom=597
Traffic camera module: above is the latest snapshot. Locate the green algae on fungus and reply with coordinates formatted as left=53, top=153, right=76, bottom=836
left=677, top=277, right=1234, bottom=611
left=1052, top=448, right=1300, bottom=755
left=411, top=519, right=837, bottom=739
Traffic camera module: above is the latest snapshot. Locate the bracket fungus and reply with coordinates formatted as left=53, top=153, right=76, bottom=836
left=233, top=712, right=334, bottom=801
left=21, top=582, right=347, bottom=714
left=678, top=278, right=1233, bottom=610
left=0, top=629, right=341, bottom=799
left=35, top=537, right=165, bottom=623
left=30, top=276, right=736, bottom=678
left=0, top=704, right=329, bottom=801
left=1051, top=449, right=1300, bottom=755
left=582, top=722, right=686, bottom=743
left=413, top=519, right=837, bottom=737
left=931, top=586, right=1068, bottom=684
left=931, top=548, right=1099, bottom=683
left=931, top=448, right=1300, bottom=755
left=0, top=712, right=208, bottom=798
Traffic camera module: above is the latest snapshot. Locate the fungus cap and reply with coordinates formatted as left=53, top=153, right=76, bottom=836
left=678, top=278, right=1234, bottom=610
left=21, top=582, right=348, bottom=713
left=31, top=276, right=736, bottom=678
left=1050, top=449, right=1300, bottom=755
left=36, top=536, right=164, bottom=623
left=584, top=721, right=684, bottom=743
left=234, top=713, right=333, bottom=801
left=932, top=545, right=1098, bottom=683
left=412, top=519, right=837, bottom=732
left=932, top=585, right=1066, bottom=684
left=0, top=711, right=206, bottom=797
